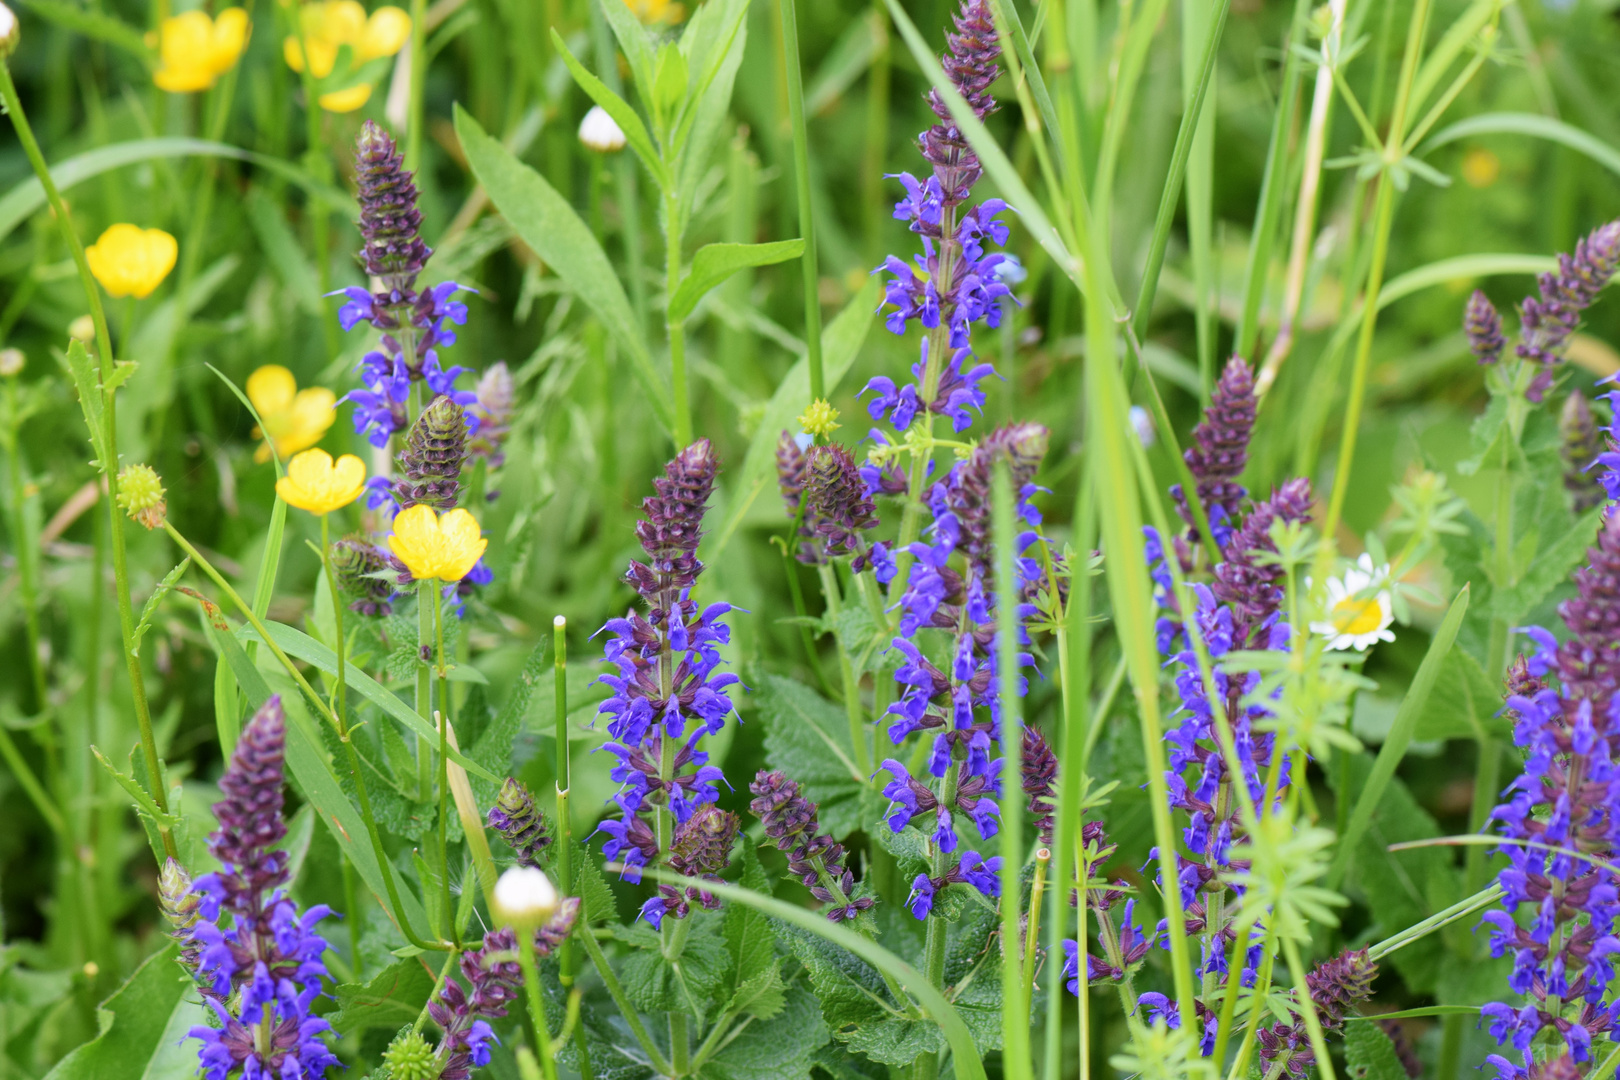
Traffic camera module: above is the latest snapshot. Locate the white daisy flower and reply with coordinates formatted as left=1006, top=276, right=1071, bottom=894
left=1310, top=553, right=1395, bottom=651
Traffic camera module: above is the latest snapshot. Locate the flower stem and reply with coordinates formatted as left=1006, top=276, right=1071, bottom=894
left=663, top=189, right=692, bottom=449
left=776, top=0, right=824, bottom=402
left=913, top=760, right=959, bottom=1080
left=819, top=564, right=872, bottom=776
left=0, top=58, right=177, bottom=861
left=516, top=931, right=560, bottom=1080
left=553, top=615, right=575, bottom=985
left=577, top=920, right=674, bottom=1075
left=429, top=580, right=455, bottom=945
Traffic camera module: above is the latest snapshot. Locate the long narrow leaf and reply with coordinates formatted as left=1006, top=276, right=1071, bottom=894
left=1423, top=111, right=1620, bottom=180
left=1326, top=585, right=1469, bottom=888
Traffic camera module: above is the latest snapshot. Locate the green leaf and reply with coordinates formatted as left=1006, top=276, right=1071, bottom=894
left=595, top=0, right=656, bottom=104
left=724, top=843, right=778, bottom=996
left=469, top=641, right=549, bottom=807
left=550, top=31, right=670, bottom=190
left=704, top=982, right=828, bottom=1080
left=0, top=138, right=355, bottom=246
left=60, top=340, right=108, bottom=469
left=1343, top=1020, right=1410, bottom=1080
left=39, top=944, right=192, bottom=1080
left=329, top=958, right=437, bottom=1038
left=454, top=105, right=672, bottom=435
left=725, top=964, right=787, bottom=1021
left=652, top=42, right=689, bottom=123
left=755, top=674, right=868, bottom=839
left=573, top=841, right=618, bottom=926
left=20, top=0, right=152, bottom=60
left=236, top=620, right=499, bottom=782
left=1327, top=586, right=1469, bottom=890
left=668, top=240, right=805, bottom=323
left=705, top=276, right=879, bottom=559
left=131, top=558, right=190, bottom=657
left=1493, top=505, right=1604, bottom=621
left=619, top=918, right=730, bottom=1013
left=780, top=924, right=940, bottom=1066
left=1346, top=1005, right=1482, bottom=1021
left=1411, top=646, right=1506, bottom=742
left=1423, top=112, right=1620, bottom=182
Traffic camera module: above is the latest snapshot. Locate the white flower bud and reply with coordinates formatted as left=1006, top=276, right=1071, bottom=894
left=68, top=315, right=95, bottom=343
left=0, top=348, right=23, bottom=377
left=578, top=106, right=626, bottom=154
left=493, top=865, right=559, bottom=928
left=0, top=4, right=18, bottom=58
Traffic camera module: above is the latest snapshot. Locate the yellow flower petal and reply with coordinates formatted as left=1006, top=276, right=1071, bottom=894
left=85, top=224, right=178, bottom=299
left=387, top=504, right=487, bottom=581
left=319, top=82, right=373, bottom=112
left=247, top=364, right=297, bottom=419
left=277, top=448, right=367, bottom=514
left=153, top=9, right=249, bottom=93
left=357, top=6, right=410, bottom=61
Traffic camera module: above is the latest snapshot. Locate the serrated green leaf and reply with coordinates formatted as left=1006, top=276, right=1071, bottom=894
left=1343, top=1017, right=1411, bottom=1080
left=668, top=241, right=804, bottom=322
left=39, top=944, right=191, bottom=1080
left=1493, top=505, right=1604, bottom=620
left=780, top=924, right=939, bottom=1066
left=131, top=558, right=190, bottom=657
left=60, top=339, right=108, bottom=468
left=469, top=641, right=549, bottom=808
left=573, top=841, right=619, bottom=926
left=724, top=843, right=777, bottom=995
left=726, top=963, right=786, bottom=1020
left=620, top=917, right=730, bottom=1013
left=330, top=958, right=436, bottom=1038
left=705, top=982, right=828, bottom=1080
left=755, top=674, right=868, bottom=838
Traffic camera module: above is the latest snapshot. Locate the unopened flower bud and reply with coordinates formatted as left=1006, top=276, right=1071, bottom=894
left=68, top=315, right=95, bottom=343
left=493, top=865, right=559, bottom=929
left=116, top=464, right=167, bottom=529
left=0, top=3, right=18, bottom=58
left=0, top=347, right=23, bottom=377
left=394, top=395, right=468, bottom=509
left=578, top=105, right=626, bottom=153
left=487, top=777, right=552, bottom=868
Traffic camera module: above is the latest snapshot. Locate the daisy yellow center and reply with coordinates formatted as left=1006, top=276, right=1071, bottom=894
left=1330, top=596, right=1382, bottom=636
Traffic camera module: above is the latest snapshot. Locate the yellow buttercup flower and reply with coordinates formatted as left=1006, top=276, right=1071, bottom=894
left=284, top=1, right=411, bottom=113
left=85, top=225, right=177, bottom=299
left=277, top=448, right=367, bottom=514
left=153, top=9, right=250, bottom=93
left=387, top=504, right=487, bottom=582
left=247, top=364, right=337, bottom=463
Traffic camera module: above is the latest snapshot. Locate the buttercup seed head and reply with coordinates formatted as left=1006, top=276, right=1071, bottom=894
left=798, top=398, right=841, bottom=438
left=116, top=464, right=167, bottom=529
left=578, top=105, right=627, bottom=152
left=381, top=1030, right=438, bottom=1080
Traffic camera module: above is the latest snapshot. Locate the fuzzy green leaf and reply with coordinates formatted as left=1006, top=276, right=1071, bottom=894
left=668, top=240, right=805, bottom=323
left=1343, top=1021, right=1410, bottom=1080
left=704, top=982, right=828, bottom=1080
left=755, top=674, right=869, bottom=839
left=330, top=958, right=436, bottom=1038
left=39, top=944, right=197, bottom=1080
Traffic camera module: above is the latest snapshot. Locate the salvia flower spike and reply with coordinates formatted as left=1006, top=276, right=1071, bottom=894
left=488, top=777, right=553, bottom=868
left=183, top=696, right=341, bottom=1080
left=749, top=769, right=876, bottom=922
left=595, top=440, right=739, bottom=924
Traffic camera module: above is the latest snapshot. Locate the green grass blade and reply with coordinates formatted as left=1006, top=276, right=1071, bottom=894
left=1325, top=585, right=1469, bottom=889
left=1422, top=111, right=1620, bottom=179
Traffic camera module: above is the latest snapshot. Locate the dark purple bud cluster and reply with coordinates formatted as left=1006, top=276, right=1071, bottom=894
left=1468, top=289, right=1507, bottom=366
left=641, top=804, right=739, bottom=927
left=595, top=442, right=738, bottom=919
left=467, top=362, right=514, bottom=473
left=1562, top=393, right=1608, bottom=515
left=390, top=395, right=470, bottom=510
left=1171, top=356, right=1256, bottom=552
left=429, top=928, right=524, bottom=1080
left=1595, top=378, right=1620, bottom=512
left=1484, top=515, right=1620, bottom=1076
left=338, top=121, right=478, bottom=448
left=776, top=430, right=824, bottom=565
left=487, top=777, right=552, bottom=868
left=806, top=444, right=882, bottom=570
left=1518, top=221, right=1620, bottom=397
left=331, top=536, right=397, bottom=616
left=184, top=697, right=339, bottom=1080
left=749, top=770, right=875, bottom=922
left=866, top=0, right=1012, bottom=428
left=1020, top=725, right=1057, bottom=846
left=1211, top=478, right=1314, bottom=649
left=1256, top=950, right=1378, bottom=1077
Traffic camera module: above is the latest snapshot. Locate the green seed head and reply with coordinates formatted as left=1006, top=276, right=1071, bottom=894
left=380, top=1030, right=439, bottom=1080
left=116, top=464, right=167, bottom=529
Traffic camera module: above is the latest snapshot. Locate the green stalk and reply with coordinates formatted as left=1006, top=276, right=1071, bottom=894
left=589, top=2, right=649, bottom=330
left=553, top=615, right=575, bottom=984
left=1281, top=937, right=1337, bottom=1080
left=777, top=0, right=824, bottom=402
left=1316, top=0, right=1433, bottom=551
left=0, top=59, right=177, bottom=861
left=663, top=188, right=692, bottom=449
left=913, top=761, right=960, bottom=1080
left=431, top=580, right=454, bottom=945
left=819, top=565, right=873, bottom=776
left=577, top=922, right=673, bottom=1074
left=992, top=461, right=1031, bottom=1080
left=406, top=0, right=429, bottom=172
left=516, top=931, right=560, bottom=1080
left=289, top=3, right=341, bottom=362
left=862, top=0, right=892, bottom=264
